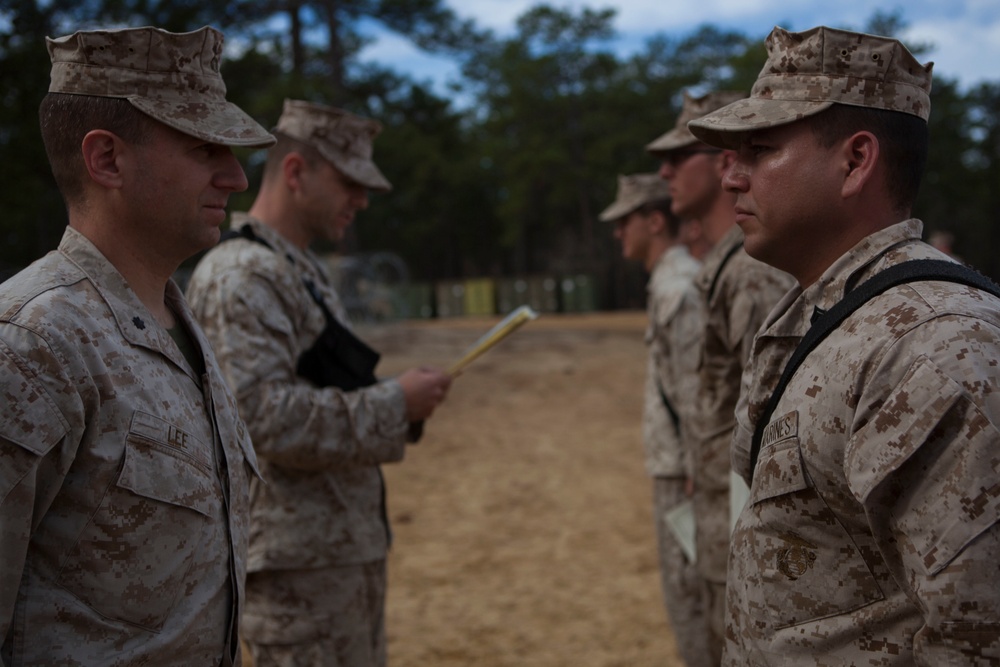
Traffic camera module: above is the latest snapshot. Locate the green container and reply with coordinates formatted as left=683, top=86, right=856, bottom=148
left=560, top=273, right=598, bottom=312
left=435, top=281, right=465, bottom=318
left=496, top=275, right=558, bottom=313
left=400, top=282, right=434, bottom=319
left=495, top=278, right=522, bottom=314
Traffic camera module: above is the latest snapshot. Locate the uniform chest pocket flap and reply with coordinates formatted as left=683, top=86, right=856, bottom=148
left=747, top=431, right=885, bottom=630
left=57, top=412, right=221, bottom=631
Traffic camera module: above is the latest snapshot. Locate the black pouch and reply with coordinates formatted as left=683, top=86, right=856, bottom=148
left=296, top=281, right=380, bottom=391
left=298, top=278, right=424, bottom=442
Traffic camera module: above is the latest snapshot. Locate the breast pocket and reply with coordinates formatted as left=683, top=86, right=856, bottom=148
left=748, top=436, right=885, bottom=630
left=56, top=419, right=220, bottom=632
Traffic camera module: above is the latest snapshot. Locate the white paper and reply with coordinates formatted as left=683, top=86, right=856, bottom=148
left=665, top=499, right=697, bottom=564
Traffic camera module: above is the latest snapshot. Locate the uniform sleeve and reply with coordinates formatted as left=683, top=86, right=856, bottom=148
left=660, top=288, right=703, bottom=455
left=0, top=335, right=73, bottom=651
left=190, top=267, right=408, bottom=471
left=846, top=320, right=1000, bottom=662
left=643, top=286, right=702, bottom=478
left=669, top=290, right=704, bottom=405
left=692, top=258, right=792, bottom=484
left=688, top=257, right=792, bottom=581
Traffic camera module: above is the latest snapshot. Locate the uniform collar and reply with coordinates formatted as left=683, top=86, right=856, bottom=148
left=59, top=226, right=208, bottom=382
left=694, top=224, right=744, bottom=293
left=231, top=213, right=332, bottom=286
left=649, top=244, right=691, bottom=284
left=807, top=218, right=924, bottom=311
left=760, top=219, right=925, bottom=339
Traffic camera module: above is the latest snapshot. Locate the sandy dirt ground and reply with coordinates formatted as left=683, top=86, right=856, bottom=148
left=359, top=311, right=685, bottom=667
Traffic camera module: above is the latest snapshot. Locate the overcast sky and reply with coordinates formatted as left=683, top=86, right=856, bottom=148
left=358, top=0, right=1000, bottom=94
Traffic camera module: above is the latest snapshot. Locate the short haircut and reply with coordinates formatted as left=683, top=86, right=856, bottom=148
left=637, top=197, right=682, bottom=238
left=261, top=130, right=326, bottom=182
left=38, top=93, right=154, bottom=206
left=809, top=104, right=928, bottom=214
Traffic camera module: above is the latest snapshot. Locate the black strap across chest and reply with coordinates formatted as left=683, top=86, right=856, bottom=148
left=707, top=239, right=743, bottom=302
left=748, top=259, right=1000, bottom=482
left=219, top=225, right=380, bottom=390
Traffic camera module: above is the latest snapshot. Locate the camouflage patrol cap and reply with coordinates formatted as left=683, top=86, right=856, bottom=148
left=46, top=26, right=275, bottom=148
left=276, top=99, right=392, bottom=192
left=689, top=26, right=934, bottom=149
left=646, top=90, right=747, bottom=155
left=599, top=173, right=670, bottom=222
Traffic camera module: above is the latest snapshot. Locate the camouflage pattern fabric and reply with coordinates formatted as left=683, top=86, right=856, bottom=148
left=643, top=245, right=702, bottom=478
left=652, top=476, right=713, bottom=667
left=644, top=246, right=711, bottom=667
left=688, top=226, right=793, bottom=583
left=276, top=99, right=391, bottom=192
left=686, top=226, right=794, bottom=662
left=599, top=172, right=670, bottom=223
left=727, top=219, right=1000, bottom=664
left=186, top=215, right=410, bottom=653
left=646, top=90, right=746, bottom=155
left=242, top=562, right=387, bottom=667
left=0, top=227, right=259, bottom=665
left=47, top=26, right=274, bottom=148
left=689, top=26, right=933, bottom=149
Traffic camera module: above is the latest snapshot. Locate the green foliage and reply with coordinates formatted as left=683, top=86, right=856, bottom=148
left=0, top=0, right=71, bottom=273
left=916, top=78, right=1000, bottom=277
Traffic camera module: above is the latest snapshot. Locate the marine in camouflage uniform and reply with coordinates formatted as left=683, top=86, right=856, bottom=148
left=690, top=25, right=1000, bottom=664
left=187, top=100, right=452, bottom=667
left=649, top=92, right=795, bottom=664
left=0, top=26, right=274, bottom=665
left=601, top=174, right=710, bottom=666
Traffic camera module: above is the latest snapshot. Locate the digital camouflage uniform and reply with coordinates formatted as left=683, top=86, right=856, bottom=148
left=644, top=246, right=711, bottom=667
left=600, top=172, right=713, bottom=666
left=687, top=25, right=1000, bottom=665
left=187, top=214, right=409, bottom=666
left=0, top=25, right=273, bottom=666
left=726, top=220, right=1000, bottom=664
left=0, top=228, right=260, bottom=666
left=644, top=248, right=702, bottom=479
left=687, top=226, right=793, bottom=655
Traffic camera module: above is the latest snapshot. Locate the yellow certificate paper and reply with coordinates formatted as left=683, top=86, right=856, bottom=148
left=448, top=305, right=539, bottom=375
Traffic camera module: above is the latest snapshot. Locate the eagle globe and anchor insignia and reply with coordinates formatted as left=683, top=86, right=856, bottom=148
left=776, top=533, right=818, bottom=580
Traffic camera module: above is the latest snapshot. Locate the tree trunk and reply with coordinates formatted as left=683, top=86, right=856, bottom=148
left=321, top=0, right=345, bottom=96
left=284, top=1, right=305, bottom=76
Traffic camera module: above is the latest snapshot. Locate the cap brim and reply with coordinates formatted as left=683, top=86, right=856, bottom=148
left=688, top=97, right=833, bottom=149
left=332, top=156, right=393, bottom=193
left=351, top=163, right=392, bottom=193
left=645, top=127, right=698, bottom=156
left=130, top=97, right=276, bottom=148
left=598, top=199, right=636, bottom=223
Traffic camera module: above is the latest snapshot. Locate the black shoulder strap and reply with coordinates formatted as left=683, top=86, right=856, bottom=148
left=221, top=224, right=337, bottom=324
left=220, top=223, right=274, bottom=251
left=708, top=240, right=743, bottom=301
left=655, top=377, right=682, bottom=437
left=749, top=259, right=1000, bottom=481
left=220, top=223, right=380, bottom=386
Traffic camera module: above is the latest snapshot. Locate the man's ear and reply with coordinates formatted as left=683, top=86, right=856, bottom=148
left=841, top=131, right=880, bottom=199
left=646, top=209, right=667, bottom=235
left=282, top=152, right=308, bottom=193
left=81, top=130, right=124, bottom=189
